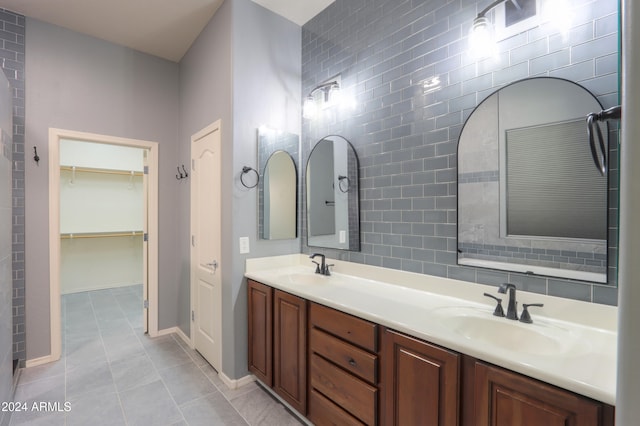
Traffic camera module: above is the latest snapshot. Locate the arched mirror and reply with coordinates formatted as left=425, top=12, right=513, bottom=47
left=457, top=77, right=609, bottom=283
left=258, top=127, right=299, bottom=240
left=261, top=151, right=297, bottom=239
left=306, top=135, right=360, bottom=250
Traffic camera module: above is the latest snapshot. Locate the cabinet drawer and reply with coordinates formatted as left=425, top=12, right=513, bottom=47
left=310, top=303, right=378, bottom=352
left=308, top=389, right=365, bottom=426
left=310, top=353, right=377, bottom=426
left=310, top=328, right=377, bottom=384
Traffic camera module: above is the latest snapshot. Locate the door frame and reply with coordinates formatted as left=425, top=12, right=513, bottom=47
left=48, top=128, right=159, bottom=361
left=189, top=119, right=222, bottom=371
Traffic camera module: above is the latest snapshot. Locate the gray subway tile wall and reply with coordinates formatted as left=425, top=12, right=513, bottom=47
left=0, top=9, right=25, bottom=368
left=301, top=0, right=619, bottom=305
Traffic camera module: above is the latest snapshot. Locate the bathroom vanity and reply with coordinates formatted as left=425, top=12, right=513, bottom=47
left=246, top=254, right=616, bottom=425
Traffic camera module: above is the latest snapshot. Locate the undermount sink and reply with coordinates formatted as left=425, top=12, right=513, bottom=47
left=280, top=272, right=328, bottom=286
left=431, top=306, right=587, bottom=356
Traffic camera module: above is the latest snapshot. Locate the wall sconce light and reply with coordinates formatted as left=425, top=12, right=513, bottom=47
left=303, top=78, right=341, bottom=119
left=468, top=0, right=513, bottom=60
left=469, top=0, right=573, bottom=60
left=303, top=75, right=356, bottom=120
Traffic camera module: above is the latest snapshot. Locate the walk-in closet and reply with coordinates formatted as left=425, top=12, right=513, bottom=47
left=59, top=139, right=146, bottom=329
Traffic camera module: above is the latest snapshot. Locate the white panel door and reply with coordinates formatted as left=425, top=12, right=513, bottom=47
left=191, top=121, right=222, bottom=372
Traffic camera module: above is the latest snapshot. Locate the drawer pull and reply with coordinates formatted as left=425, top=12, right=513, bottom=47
left=348, top=358, right=357, bottom=366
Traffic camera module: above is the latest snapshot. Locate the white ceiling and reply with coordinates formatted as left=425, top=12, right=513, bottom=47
left=252, top=0, right=333, bottom=26
left=0, top=0, right=334, bottom=62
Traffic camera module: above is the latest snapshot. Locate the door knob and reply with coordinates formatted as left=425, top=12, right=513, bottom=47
left=206, top=260, right=218, bottom=273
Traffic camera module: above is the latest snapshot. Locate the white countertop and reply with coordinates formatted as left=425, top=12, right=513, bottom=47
left=245, top=254, right=617, bottom=406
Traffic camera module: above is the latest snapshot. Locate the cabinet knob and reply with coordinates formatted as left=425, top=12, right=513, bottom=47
left=348, top=358, right=357, bottom=367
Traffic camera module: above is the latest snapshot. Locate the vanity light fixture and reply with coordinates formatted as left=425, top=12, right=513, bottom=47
left=303, top=79, right=340, bottom=119
left=469, top=0, right=517, bottom=59
left=303, top=75, right=355, bottom=119
left=469, top=0, right=574, bottom=59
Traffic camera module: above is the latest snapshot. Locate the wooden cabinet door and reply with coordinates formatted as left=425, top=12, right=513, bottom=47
left=273, top=289, right=307, bottom=414
left=474, top=361, right=607, bottom=426
left=247, top=280, right=272, bottom=386
left=382, top=328, right=460, bottom=426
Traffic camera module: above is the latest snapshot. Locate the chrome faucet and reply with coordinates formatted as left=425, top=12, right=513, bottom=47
left=309, top=253, right=331, bottom=276
left=498, top=283, right=518, bottom=320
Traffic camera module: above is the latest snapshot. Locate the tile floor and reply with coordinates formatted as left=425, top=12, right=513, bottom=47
left=10, top=285, right=303, bottom=426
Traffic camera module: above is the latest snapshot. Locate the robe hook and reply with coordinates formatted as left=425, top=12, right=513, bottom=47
left=176, top=164, right=189, bottom=180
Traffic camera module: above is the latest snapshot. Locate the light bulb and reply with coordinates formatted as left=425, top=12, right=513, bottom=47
left=328, top=86, right=341, bottom=107
left=469, top=16, right=498, bottom=60
left=303, top=96, right=317, bottom=119
left=543, top=0, right=573, bottom=36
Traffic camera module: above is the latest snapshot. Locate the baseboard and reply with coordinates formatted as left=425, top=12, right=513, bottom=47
left=156, top=327, right=253, bottom=391
left=157, top=326, right=193, bottom=347
left=219, top=371, right=255, bottom=390
left=156, top=326, right=180, bottom=337
left=25, top=354, right=56, bottom=368
left=173, top=327, right=193, bottom=348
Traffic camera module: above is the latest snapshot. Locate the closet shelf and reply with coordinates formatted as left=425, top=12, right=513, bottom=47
left=60, top=165, right=144, bottom=177
left=60, top=231, right=144, bottom=240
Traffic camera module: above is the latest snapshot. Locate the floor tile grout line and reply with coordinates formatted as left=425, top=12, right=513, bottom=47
left=15, top=285, right=298, bottom=426
left=132, top=316, right=192, bottom=425
left=82, top=287, right=122, bottom=426
left=187, top=346, right=254, bottom=426
left=97, top=287, right=132, bottom=426
left=63, top=291, right=98, bottom=426
left=68, top=287, right=137, bottom=426
left=173, top=333, right=303, bottom=425
left=168, top=334, right=254, bottom=425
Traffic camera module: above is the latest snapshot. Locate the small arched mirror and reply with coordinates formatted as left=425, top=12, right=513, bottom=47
left=261, top=151, right=297, bottom=239
left=306, top=135, right=360, bottom=251
left=457, top=77, right=609, bottom=283
left=258, top=127, right=299, bottom=240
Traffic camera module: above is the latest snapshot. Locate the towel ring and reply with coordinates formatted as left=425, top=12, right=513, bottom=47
left=338, top=175, right=350, bottom=193
left=240, top=166, right=259, bottom=189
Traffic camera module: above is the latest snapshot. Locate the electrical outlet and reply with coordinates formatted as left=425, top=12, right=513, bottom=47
left=339, top=230, right=346, bottom=244
left=239, top=237, right=250, bottom=254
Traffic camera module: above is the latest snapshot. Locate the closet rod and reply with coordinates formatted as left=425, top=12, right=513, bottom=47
left=60, top=165, right=143, bottom=177
left=60, top=231, right=144, bottom=240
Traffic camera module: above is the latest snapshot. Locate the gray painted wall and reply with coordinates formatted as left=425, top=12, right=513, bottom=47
left=230, top=0, right=301, bottom=379
left=177, top=0, right=233, bottom=345
left=301, top=0, right=619, bottom=305
left=24, top=19, right=180, bottom=359
left=178, top=0, right=301, bottom=379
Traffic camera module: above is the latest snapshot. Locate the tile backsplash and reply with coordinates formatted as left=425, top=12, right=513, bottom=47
left=0, top=8, right=26, bottom=365
left=301, top=0, right=619, bottom=305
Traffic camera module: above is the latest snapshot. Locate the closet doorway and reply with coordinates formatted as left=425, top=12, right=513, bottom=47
left=48, top=128, right=159, bottom=362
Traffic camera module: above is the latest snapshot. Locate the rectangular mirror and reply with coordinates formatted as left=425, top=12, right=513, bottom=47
left=257, top=127, right=299, bottom=240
